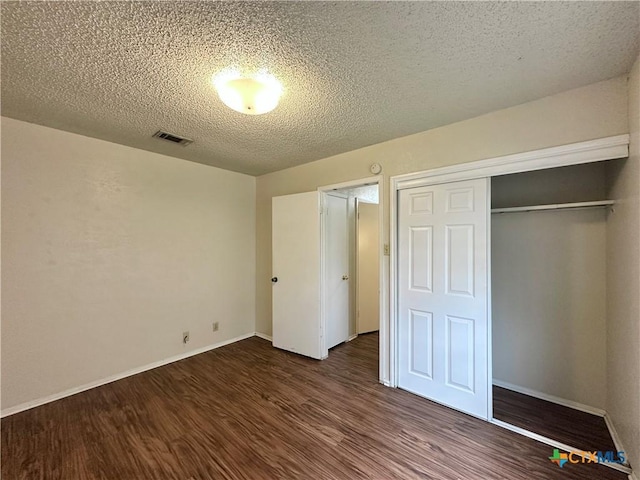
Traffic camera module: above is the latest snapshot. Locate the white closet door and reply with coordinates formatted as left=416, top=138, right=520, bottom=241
left=398, top=178, right=490, bottom=419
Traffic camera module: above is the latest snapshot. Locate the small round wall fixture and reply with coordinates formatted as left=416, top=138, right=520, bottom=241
left=370, top=163, right=382, bottom=174
left=213, top=69, right=283, bottom=115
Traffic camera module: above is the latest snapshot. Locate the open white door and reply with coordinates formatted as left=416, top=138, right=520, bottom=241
left=272, top=192, right=322, bottom=359
left=325, top=194, right=350, bottom=349
left=398, top=178, right=489, bottom=419
left=357, top=201, right=380, bottom=334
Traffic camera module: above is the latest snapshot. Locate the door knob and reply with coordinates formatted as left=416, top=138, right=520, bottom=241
left=271, top=277, right=278, bottom=283
left=342, top=275, right=349, bottom=280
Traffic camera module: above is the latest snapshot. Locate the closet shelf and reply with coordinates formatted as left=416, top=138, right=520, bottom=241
left=491, top=200, right=615, bottom=214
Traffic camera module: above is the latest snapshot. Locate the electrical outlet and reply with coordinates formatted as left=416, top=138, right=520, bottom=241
left=183, top=331, right=190, bottom=344
left=212, top=322, right=219, bottom=332
left=384, top=244, right=390, bottom=256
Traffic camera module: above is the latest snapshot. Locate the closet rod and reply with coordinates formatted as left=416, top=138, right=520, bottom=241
left=491, top=200, right=615, bottom=214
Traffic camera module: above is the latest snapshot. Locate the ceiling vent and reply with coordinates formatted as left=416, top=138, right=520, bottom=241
left=152, top=130, right=193, bottom=146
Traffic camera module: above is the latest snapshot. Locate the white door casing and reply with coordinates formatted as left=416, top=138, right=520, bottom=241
left=397, top=178, right=490, bottom=419
left=272, top=192, right=323, bottom=359
left=357, top=200, right=380, bottom=334
left=325, top=194, right=350, bottom=349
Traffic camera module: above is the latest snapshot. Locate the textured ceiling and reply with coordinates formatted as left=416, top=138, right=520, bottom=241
left=2, top=2, right=639, bottom=176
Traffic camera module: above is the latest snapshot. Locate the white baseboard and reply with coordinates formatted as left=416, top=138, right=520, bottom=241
left=491, top=418, right=632, bottom=475
left=604, top=414, right=626, bottom=453
left=254, top=332, right=273, bottom=342
left=494, top=380, right=634, bottom=474
left=493, top=379, right=605, bottom=417
left=347, top=334, right=358, bottom=342
left=605, top=413, right=634, bottom=470
left=1, top=332, right=255, bottom=418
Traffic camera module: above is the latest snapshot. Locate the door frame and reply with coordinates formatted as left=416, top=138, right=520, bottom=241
left=389, top=134, right=629, bottom=393
left=319, top=176, right=384, bottom=364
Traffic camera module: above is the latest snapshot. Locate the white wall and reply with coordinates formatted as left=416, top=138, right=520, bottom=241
left=1, top=117, right=256, bottom=412
left=256, top=76, right=629, bottom=348
left=492, top=209, right=607, bottom=409
left=606, top=54, right=640, bottom=470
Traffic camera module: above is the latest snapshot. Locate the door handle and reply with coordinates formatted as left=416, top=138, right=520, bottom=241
left=342, top=275, right=349, bottom=280
left=271, top=277, right=278, bottom=283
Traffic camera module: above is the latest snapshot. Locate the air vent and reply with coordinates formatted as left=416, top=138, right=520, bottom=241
left=152, top=130, right=193, bottom=146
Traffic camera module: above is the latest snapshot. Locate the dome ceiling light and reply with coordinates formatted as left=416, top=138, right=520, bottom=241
left=213, top=69, right=283, bottom=115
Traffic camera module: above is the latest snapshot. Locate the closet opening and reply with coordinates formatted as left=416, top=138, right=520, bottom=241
left=390, top=134, right=632, bottom=474
left=490, top=159, right=625, bottom=459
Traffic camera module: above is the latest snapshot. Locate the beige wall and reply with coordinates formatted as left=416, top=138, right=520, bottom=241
left=606, top=55, right=640, bottom=470
left=492, top=164, right=610, bottom=409
left=256, top=76, right=628, bottom=338
left=1, top=118, right=256, bottom=411
left=491, top=161, right=609, bottom=209
left=492, top=209, right=607, bottom=409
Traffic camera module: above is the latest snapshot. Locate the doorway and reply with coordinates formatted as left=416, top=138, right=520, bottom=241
left=356, top=199, right=380, bottom=335
left=321, top=181, right=381, bottom=356
left=270, top=176, right=384, bottom=365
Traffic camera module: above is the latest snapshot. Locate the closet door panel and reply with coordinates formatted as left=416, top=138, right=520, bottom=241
left=398, top=178, right=490, bottom=420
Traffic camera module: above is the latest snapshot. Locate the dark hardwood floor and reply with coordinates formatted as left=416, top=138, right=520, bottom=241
left=2, top=333, right=626, bottom=479
left=493, top=386, right=618, bottom=454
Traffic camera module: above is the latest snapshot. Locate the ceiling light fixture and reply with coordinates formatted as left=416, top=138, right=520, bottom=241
left=213, top=69, right=283, bottom=115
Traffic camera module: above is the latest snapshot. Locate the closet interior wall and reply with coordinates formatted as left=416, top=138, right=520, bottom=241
left=491, top=161, right=621, bottom=411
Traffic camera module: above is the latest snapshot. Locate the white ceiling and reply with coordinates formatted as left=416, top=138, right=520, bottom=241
left=2, top=2, right=638, bottom=176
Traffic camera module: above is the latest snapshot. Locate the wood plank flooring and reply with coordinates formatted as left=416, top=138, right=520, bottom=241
left=493, top=386, right=618, bottom=454
left=2, top=333, right=626, bottom=479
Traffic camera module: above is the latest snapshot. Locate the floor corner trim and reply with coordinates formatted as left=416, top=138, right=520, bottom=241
left=254, top=332, right=273, bottom=342
left=605, top=414, right=634, bottom=471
